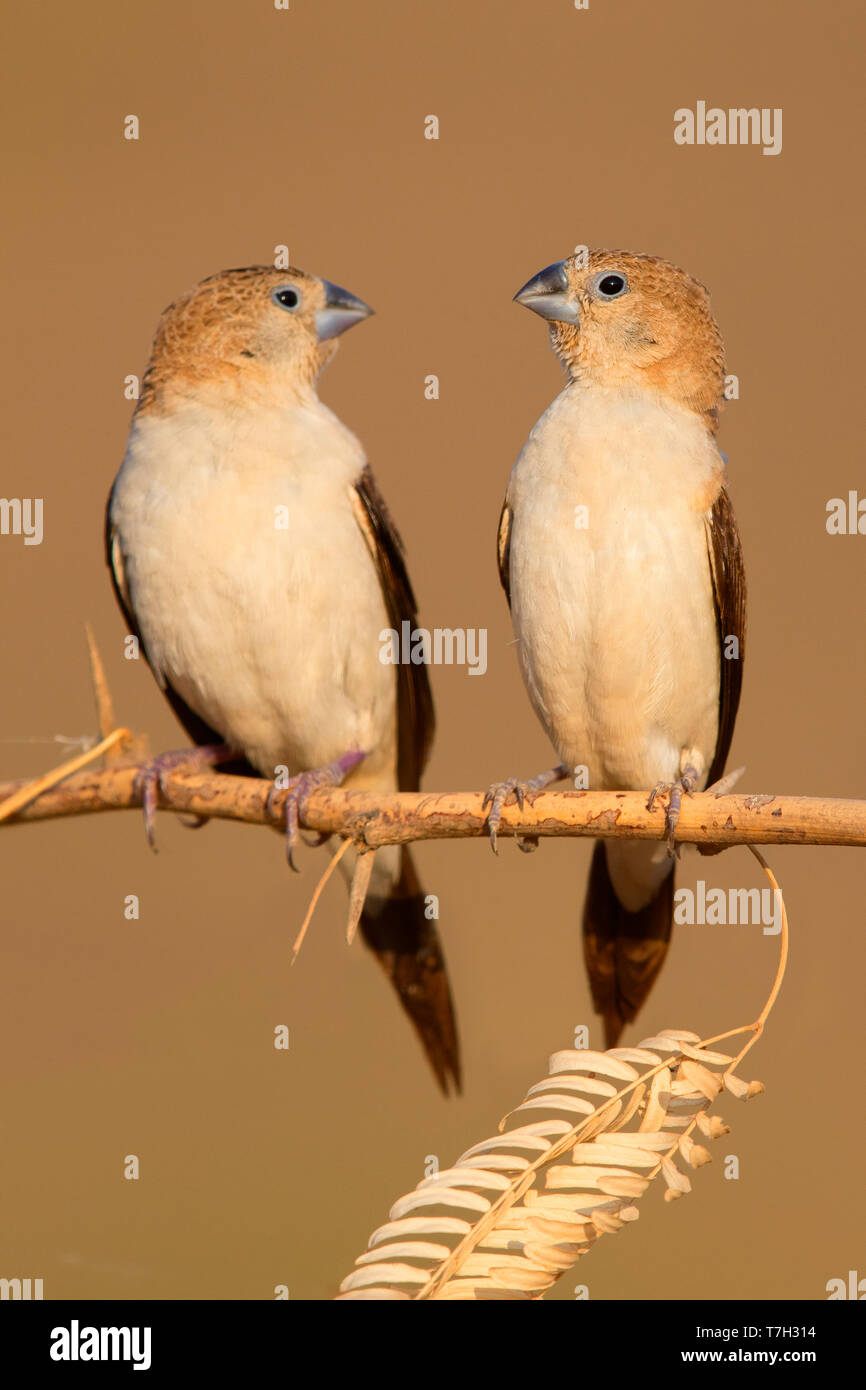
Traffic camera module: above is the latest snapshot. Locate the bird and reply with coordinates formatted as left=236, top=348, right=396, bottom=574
left=106, top=264, right=460, bottom=1094
left=489, top=248, right=746, bottom=1046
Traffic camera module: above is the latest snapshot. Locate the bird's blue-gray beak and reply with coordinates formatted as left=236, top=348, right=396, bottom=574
left=315, top=281, right=374, bottom=340
left=513, top=260, right=581, bottom=325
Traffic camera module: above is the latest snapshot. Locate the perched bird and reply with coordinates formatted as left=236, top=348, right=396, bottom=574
left=106, top=265, right=460, bottom=1093
left=490, top=249, right=746, bottom=1046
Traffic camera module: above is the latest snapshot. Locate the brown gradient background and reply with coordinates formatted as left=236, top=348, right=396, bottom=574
left=2, top=0, right=864, bottom=1302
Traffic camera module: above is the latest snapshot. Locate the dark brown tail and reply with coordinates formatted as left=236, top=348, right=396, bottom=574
left=582, top=841, right=674, bottom=1048
left=359, top=845, right=461, bottom=1095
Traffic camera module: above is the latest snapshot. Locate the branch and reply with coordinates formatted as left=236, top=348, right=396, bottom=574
left=1, top=762, right=864, bottom=848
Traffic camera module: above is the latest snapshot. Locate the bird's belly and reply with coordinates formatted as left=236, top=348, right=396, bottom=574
left=510, top=489, right=720, bottom=791
left=118, top=472, right=396, bottom=783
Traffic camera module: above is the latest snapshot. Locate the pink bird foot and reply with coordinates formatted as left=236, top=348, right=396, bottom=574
left=647, top=764, right=700, bottom=854
left=482, top=763, right=569, bottom=854
left=135, top=744, right=242, bottom=851
left=268, top=749, right=367, bottom=872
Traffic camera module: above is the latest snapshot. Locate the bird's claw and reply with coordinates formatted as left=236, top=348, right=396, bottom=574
left=482, top=778, right=536, bottom=854
left=647, top=765, right=700, bottom=856
left=134, top=744, right=240, bottom=852
left=483, top=764, right=569, bottom=854
left=268, top=749, right=366, bottom=872
left=282, top=775, right=310, bottom=873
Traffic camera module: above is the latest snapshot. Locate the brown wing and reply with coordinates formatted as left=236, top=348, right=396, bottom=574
left=704, top=484, right=747, bottom=789
left=351, top=465, right=435, bottom=792
left=496, top=497, right=512, bottom=609
left=351, top=470, right=458, bottom=1092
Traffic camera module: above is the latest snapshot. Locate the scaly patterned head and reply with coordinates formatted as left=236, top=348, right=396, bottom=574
left=136, top=265, right=373, bottom=414
left=514, top=249, right=725, bottom=426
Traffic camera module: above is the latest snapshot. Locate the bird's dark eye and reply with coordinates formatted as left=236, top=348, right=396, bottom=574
left=597, top=273, right=627, bottom=298
left=272, top=287, right=301, bottom=311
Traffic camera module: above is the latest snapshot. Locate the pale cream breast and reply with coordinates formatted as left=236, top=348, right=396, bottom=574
left=508, top=383, right=723, bottom=790
left=110, top=396, right=397, bottom=783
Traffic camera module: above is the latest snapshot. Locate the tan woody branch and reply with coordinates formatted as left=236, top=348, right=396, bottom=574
left=1, top=763, right=864, bottom=849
